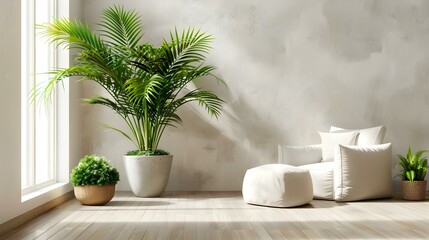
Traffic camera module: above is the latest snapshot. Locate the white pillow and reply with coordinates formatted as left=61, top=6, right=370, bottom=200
left=278, top=144, right=322, bottom=166
left=334, top=143, right=392, bottom=202
left=319, top=131, right=359, bottom=162
left=330, top=126, right=386, bottom=146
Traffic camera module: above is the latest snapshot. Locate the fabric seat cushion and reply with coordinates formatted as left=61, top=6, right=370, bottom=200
left=278, top=144, right=322, bottom=166
left=298, top=162, right=335, bottom=200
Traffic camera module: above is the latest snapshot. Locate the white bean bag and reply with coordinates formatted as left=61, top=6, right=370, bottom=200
left=242, top=164, right=313, bottom=207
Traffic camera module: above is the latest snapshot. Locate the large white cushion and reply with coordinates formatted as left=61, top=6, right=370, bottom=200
left=319, top=131, right=359, bottom=162
left=334, top=143, right=392, bottom=202
left=298, top=162, right=335, bottom=200
left=278, top=144, right=322, bottom=166
left=242, top=164, right=313, bottom=207
left=330, top=126, right=386, bottom=146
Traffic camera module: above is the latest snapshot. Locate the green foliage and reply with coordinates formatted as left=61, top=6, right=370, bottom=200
left=37, top=5, right=225, bottom=154
left=71, top=155, right=120, bottom=186
left=397, top=147, right=428, bottom=182
left=126, top=149, right=170, bottom=156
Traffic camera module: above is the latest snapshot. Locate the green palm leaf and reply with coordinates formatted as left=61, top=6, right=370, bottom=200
left=39, top=18, right=105, bottom=51
left=162, top=28, right=213, bottom=74
left=99, top=5, right=143, bottom=48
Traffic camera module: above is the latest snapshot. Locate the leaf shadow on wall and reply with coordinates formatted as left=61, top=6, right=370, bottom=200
left=180, top=75, right=285, bottom=166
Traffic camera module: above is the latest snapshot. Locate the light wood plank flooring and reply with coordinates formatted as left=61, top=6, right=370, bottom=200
left=1, top=191, right=429, bottom=240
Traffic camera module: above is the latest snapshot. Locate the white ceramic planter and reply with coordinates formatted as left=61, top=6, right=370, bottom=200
left=123, top=155, right=173, bottom=197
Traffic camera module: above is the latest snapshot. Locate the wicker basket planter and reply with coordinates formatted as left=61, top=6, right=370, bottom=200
left=74, top=185, right=116, bottom=205
left=401, top=180, right=427, bottom=201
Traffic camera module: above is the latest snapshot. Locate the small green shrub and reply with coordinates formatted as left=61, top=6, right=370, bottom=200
left=397, top=147, right=428, bottom=182
left=71, top=155, right=120, bottom=186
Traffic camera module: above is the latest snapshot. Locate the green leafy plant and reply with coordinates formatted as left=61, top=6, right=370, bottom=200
left=126, top=149, right=170, bottom=156
left=37, top=5, right=224, bottom=155
left=71, top=155, right=120, bottom=186
left=397, top=147, right=428, bottom=182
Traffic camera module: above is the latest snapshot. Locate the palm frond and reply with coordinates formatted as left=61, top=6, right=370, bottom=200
left=84, top=96, right=125, bottom=115
left=172, top=89, right=224, bottom=118
left=161, top=28, right=213, bottom=74
left=99, top=5, right=143, bottom=48
left=125, top=75, right=163, bottom=105
left=39, top=18, right=105, bottom=51
left=33, top=66, right=103, bottom=104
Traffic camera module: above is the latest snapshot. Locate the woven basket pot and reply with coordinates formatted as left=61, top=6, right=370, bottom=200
left=401, top=180, right=427, bottom=201
left=74, top=185, right=116, bottom=205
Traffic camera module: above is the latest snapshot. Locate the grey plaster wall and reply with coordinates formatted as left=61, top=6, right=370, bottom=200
left=81, top=0, right=429, bottom=191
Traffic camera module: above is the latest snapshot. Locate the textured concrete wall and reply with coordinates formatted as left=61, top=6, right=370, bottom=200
left=81, top=0, right=429, bottom=191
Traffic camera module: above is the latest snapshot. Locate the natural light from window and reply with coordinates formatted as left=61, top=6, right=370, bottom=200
left=21, top=0, right=58, bottom=194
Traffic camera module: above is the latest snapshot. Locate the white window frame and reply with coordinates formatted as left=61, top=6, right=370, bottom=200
left=21, top=0, right=64, bottom=195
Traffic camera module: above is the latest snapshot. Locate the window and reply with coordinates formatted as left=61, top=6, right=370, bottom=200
left=21, top=0, right=61, bottom=194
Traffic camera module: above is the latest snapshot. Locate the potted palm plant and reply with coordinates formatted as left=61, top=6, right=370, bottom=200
left=71, top=155, right=120, bottom=205
left=397, top=147, right=428, bottom=201
left=37, top=5, right=224, bottom=197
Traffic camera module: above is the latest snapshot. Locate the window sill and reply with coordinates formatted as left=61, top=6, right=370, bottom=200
left=22, top=182, right=71, bottom=203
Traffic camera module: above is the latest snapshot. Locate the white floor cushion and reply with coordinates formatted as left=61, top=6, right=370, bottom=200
left=298, top=162, right=335, bottom=200
left=242, top=164, right=313, bottom=207
left=334, top=143, right=392, bottom=201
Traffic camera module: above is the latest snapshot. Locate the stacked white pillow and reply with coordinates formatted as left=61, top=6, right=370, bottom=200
left=319, top=131, right=359, bottom=162
left=328, top=125, right=391, bottom=201
left=330, top=125, right=386, bottom=146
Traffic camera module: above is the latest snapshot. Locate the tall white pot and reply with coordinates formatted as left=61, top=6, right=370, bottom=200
left=123, top=155, right=173, bottom=197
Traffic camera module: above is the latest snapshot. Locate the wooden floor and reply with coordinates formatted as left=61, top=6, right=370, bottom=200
left=1, top=191, right=429, bottom=240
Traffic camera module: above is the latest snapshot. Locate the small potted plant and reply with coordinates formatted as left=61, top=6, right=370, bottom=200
left=397, top=147, right=428, bottom=201
left=71, top=155, right=120, bottom=205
